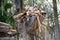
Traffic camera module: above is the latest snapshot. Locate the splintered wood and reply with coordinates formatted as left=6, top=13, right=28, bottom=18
left=13, top=10, right=46, bottom=40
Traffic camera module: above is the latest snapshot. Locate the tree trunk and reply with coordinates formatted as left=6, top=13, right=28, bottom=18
left=52, top=0, right=60, bottom=40
left=15, top=0, right=23, bottom=13
left=20, top=0, right=23, bottom=12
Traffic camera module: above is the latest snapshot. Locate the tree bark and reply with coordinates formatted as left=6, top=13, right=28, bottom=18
left=52, top=0, right=60, bottom=40
left=15, top=0, right=23, bottom=13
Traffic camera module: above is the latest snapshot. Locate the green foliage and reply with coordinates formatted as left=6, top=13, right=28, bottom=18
left=6, top=13, right=16, bottom=28
left=4, top=3, right=12, bottom=10
left=0, top=0, right=4, bottom=2
left=0, top=0, right=16, bottom=28
left=0, top=8, right=7, bottom=22
left=0, top=8, right=16, bottom=28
